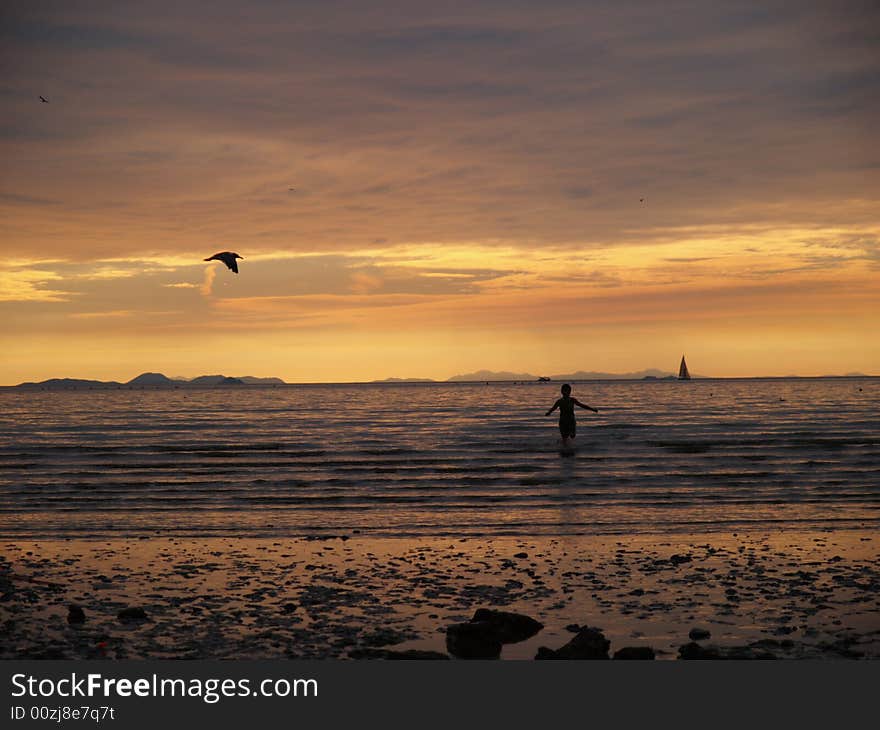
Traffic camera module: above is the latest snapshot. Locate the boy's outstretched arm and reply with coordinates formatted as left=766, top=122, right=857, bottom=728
left=545, top=400, right=560, bottom=416
left=573, top=398, right=599, bottom=413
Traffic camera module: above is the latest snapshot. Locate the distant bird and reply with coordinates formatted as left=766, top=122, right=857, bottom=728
left=204, top=251, right=243, bottom=274
left=39, top=95, right=49, bottom=103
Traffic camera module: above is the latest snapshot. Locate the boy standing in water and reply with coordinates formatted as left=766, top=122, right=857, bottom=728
left=545, top=384, right=598, bottom=447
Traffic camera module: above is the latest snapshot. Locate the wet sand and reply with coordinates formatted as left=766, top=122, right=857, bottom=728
left=2, top=529, right=877, bottom=660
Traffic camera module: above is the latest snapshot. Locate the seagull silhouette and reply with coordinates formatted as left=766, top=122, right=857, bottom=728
left=40, top=96, right=49, bottom=103
left=204, top=251, right=243, bottom=274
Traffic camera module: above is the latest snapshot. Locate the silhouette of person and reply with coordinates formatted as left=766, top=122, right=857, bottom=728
left=545, top=383, right=598, bottom=447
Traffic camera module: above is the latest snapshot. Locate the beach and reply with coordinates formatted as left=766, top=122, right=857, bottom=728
left=1, top=379, right=877, bottom=660
left=2, top=529, right=877, bottom=660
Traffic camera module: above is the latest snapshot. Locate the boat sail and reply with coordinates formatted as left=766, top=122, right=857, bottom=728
left=678, top=355, right=691, bottom=380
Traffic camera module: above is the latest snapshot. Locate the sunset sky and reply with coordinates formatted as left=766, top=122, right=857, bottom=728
left=2, top=0, right=878, bottom=384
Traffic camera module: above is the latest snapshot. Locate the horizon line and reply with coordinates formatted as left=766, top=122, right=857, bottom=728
left=3, top=372, right=876, bottom=388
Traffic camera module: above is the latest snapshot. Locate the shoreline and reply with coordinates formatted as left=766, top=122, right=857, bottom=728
left=2, top=528, right=877, bottom=660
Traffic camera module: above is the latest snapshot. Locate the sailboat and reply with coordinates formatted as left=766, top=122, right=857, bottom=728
left=678, top=355, right=691, bottom=381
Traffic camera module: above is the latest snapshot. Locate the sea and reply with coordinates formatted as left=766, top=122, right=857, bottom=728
left=0, top=378, right=877, bottom=539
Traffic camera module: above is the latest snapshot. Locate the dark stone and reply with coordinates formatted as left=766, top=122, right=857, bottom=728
left=347, top=648, right=386, bottom=660
left=350, top=648, right=450, bottom=660
left=724, top=646, right=778, bottom=660
left=471, top=608, right=544, bottom=644
left=384, top=650, right=450, bottom=660
left=679, top=641, right=777, bottom=660
left=678, top=642, right=722, bottom=660
left=536, top=626, right=610, bottom=660
left=613, top=646, right=656, bottom=660
left=359, top=627, right=412, bottom=647
left=688, top=628, right=711, bottom=641
left=669, top=554, right=693, bottom=566
left=443, top=608, right=543, bottom=658
left=117, top=607, right=149, bottom=622
left=446, top=622, right=502, bottom=659
left=772, top=625, right=797, bottom=636
left=514, top=552, right=529, bottom=559
left=29, top=647, right=68, bottom=659
left=281, top=603, right=297, bottom=614
left=564, top=623, right=581, bottom=633
left=67, top=605, right=86, bottom=624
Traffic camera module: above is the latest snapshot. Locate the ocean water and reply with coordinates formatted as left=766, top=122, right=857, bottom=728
left=0, top=379, right=877, bottom=539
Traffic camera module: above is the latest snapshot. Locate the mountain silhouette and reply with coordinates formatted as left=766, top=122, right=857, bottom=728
left=128, top=372, right=176, bottom=386
left=446, top=368, right=684, bottom=381
left=11, top=372, right=287, bottom=389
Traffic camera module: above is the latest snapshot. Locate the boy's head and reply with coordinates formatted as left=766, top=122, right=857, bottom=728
left=561, top=383, right=571, bottom=396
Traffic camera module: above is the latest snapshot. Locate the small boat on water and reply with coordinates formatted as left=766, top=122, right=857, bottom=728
left=678, top=355, right=691, bottom=380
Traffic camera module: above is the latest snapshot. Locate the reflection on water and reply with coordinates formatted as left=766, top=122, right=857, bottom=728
left=0, top=379, right=877, bottom=537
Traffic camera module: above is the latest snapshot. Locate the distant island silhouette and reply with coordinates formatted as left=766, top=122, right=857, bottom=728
left=444, top=368, right=688, bottom=381
left=374, top=369, right=689, bottom=382
left=11, top=373, right=286, bottom=389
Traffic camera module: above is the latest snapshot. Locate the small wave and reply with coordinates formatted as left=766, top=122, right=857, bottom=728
left=649, top=440, right=714, bottom=453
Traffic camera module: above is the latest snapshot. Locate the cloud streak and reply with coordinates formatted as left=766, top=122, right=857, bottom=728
left=200, top=264, right=216, bottom=297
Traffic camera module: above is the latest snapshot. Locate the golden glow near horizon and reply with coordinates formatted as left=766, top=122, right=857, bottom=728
left=2, top=2, right=878, bottom=384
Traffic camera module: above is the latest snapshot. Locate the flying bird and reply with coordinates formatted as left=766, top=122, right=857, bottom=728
left=39, top=96, right=49, bottom=103
left=204, top=251, right=243, bottom=274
